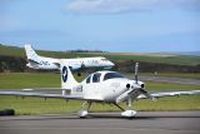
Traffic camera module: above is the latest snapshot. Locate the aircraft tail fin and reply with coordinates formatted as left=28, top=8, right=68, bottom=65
left=24, top=44, right=40, bottom=60
left=60, top=60, right=79, bottom=91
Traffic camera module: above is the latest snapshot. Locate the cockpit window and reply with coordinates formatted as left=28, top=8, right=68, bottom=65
left=86, top=75, right=91, bottom=84
left=104, top=72, right=124, bottom=81
left=92, top=73, right=101, bottom=83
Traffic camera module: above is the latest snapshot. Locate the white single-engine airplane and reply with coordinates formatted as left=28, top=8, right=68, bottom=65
left=25, top=45, right=114, bottom=70
left=0, top=61, right=200, bottom=118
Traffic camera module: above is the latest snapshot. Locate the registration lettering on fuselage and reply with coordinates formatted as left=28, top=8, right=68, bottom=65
left=73, top=85, right=83, bottom=93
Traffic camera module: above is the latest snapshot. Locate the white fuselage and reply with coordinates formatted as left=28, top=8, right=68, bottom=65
left=61, top=57, right=114, bottom=70
left=27, top=56, right=114, bottom=70
left=65, top=71, right=144, bottom=103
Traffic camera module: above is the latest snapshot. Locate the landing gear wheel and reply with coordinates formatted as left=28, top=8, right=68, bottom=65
left=78, top=110, right=88, bottom=118
left=121, top=110, right=137, bottom=118
left=78, top=101, right=92, bottom=118
left=121, top=96, right=137, bottom=118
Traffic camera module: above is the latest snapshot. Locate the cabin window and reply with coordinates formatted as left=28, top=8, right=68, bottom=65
left=92, top=73, right=101, bottom=83
left=86, top=76, right=91, bottom=84
left=104, top=72, right=124, bottom=81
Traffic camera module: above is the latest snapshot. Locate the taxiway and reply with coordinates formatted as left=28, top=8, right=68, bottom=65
left=0, top=111, right=200, bottom=134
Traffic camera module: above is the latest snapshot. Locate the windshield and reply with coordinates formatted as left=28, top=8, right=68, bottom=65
left=104, top=72, right=124, bottom=81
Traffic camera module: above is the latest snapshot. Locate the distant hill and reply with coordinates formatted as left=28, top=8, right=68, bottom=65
left=175, top=51, right=200, bottom=56
left=153, top=51, right=200, bottom=56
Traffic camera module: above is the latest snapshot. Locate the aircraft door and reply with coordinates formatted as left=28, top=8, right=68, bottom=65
left=84, top=73, right=101, bottom=99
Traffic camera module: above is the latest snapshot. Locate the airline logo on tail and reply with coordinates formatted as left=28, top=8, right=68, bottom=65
left=60, top=62, right=79, bottom=91
left=62, top=66, right=68, bottom=82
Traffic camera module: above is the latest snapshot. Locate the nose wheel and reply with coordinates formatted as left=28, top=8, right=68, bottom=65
left=78, top=110, right=88, bottom=118
left=121, top=110, right=137, bottom=118
left=113, top=97, right=137, bottom=118
left=121, top=97, right=137, bottom=118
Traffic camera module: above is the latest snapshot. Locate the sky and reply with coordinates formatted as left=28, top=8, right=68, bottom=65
left=0, top=0, right=200, bottom=52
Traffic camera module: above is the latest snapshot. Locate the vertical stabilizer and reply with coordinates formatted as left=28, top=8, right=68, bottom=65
left=60, top=60, right=79, bottom=91
left=24, top=44, right=40, bottom=60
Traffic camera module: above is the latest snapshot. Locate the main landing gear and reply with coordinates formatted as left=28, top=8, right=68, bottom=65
left=78, top=101, right=92, bottom=118
left=78, top=99, right=137, bottom=118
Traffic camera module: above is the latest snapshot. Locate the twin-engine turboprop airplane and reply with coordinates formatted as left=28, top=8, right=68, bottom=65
left=0, top=61, right=200, bottom=118
left=25, top=44, right=114, bottom=70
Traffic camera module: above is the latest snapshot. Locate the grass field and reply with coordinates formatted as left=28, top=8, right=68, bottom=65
left=0, top=72, right=85, bottom=89
left=1, top=44, right=200, bottom=66
left=128, top=72, right=200, bottom=80
left=0, top=72, right=200, bottom=115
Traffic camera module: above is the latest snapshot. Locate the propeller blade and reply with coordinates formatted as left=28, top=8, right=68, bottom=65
left=134, top=62, right=139, bottom=84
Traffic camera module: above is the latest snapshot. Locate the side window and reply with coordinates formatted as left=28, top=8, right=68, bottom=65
left=86, top=76, right=91, bottom=84
left=92, top=73, right=101, bottom=83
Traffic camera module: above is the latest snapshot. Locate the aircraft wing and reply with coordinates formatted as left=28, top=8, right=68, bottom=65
left=137, top=90, right=200, bottom=99
left=0, top=90, right=103, bottom=101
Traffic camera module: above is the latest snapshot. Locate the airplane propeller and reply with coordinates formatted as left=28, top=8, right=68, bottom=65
left=134, top=62, right=139, bottom=84
left=132, top=62, right=154, bottom=100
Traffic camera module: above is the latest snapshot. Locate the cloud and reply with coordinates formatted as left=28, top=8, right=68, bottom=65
left=65, top=0, right=200, bottom=14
